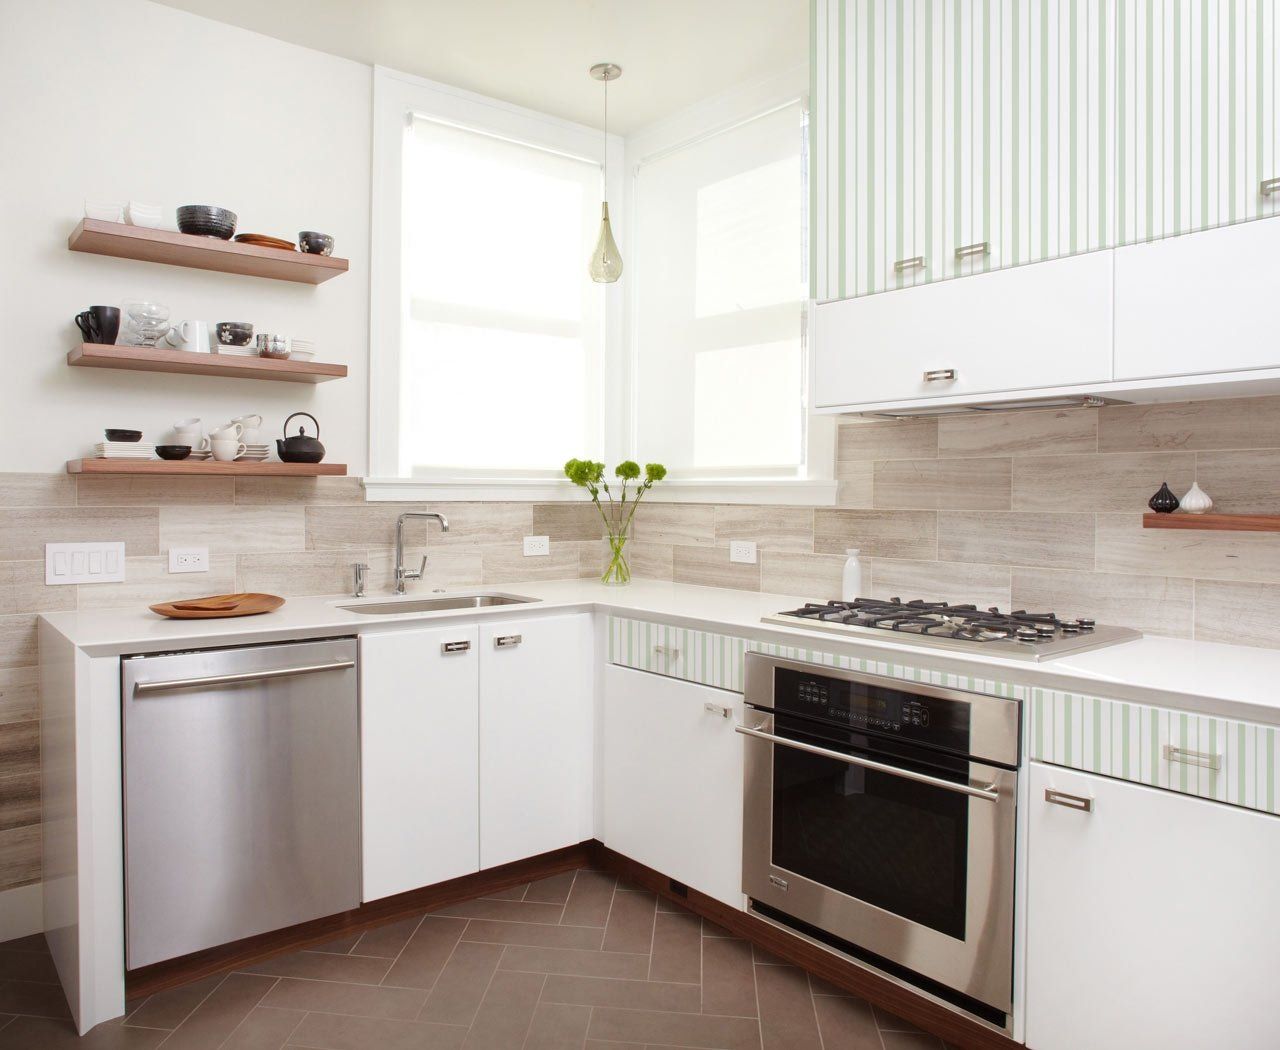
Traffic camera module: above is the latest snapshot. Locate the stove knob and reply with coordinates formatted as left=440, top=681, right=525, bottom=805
left=1035, top=623, right=1056, bottom=635
left=1016, top=627, right=1039, bottom=639
left=1062, top=624, right=1081, bottom=633
left=1078, top=618, right=1096, bottom=629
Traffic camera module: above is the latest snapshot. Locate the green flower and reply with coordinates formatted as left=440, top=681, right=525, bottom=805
left=564, top=458, right=604, bottom=486
left=615, top=460, right=641, bottom=481
left=644, top=463, right=667, bottom=483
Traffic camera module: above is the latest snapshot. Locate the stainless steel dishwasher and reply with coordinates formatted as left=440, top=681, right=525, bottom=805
left=122, top=637, right=360, bottom=970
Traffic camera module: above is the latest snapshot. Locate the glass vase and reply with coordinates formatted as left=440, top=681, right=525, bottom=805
left=602, top=532, right=631, bottom=585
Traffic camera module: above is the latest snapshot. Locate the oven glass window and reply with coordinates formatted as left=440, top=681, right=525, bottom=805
left=770, top=718, right=968, bottom=939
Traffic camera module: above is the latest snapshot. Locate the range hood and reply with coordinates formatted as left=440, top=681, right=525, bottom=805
left=859, top=394, right=1130, bottom=420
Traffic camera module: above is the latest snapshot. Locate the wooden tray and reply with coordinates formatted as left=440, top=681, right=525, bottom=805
left=150, top=593, right=286, bottom=619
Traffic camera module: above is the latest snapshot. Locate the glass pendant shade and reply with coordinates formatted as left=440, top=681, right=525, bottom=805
left=589, top=201, right=624, bottom=283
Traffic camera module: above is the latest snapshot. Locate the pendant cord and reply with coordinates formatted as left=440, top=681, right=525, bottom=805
left=602, top=75, right=609, bottom=196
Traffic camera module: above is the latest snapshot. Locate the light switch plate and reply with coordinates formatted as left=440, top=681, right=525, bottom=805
left=729, top=540, right=758, bottom=564
left=46, top=542, right=126, bottom=585
left=523, top=535, right=550, bottom=557
left=168, top=547, right=209, bottom=574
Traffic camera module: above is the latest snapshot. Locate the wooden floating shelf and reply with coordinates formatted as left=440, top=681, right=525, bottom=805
left=68, top=343, right=346, bottom=384
left=67, top=219, right=349, bottom=285
left=1142, top=512, right=1280, bottom=533
left=67, top=460, right=347, bottom=477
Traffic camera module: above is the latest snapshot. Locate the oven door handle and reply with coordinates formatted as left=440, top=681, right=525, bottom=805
left=734, top=723, right=1002, bottom=802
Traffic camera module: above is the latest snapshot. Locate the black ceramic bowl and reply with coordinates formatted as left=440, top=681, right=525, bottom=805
left=298, top=230, right=334, bottom=256
left=178, top=205, right=237, bottom=240
left=215, top=321, right=253, bottom=346
left=156, top=445, right=192, bottom=461
left=105, top=429, right=142, bottom=443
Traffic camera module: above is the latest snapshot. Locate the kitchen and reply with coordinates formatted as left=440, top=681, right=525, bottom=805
left=3, top=0, right=1280, bottom=1048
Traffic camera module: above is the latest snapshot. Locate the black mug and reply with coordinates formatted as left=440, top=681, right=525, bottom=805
left=74, top=305, right=121, bottom=345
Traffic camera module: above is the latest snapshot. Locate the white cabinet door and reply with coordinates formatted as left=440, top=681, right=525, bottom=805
left=1025, top=763, right=1280, bottom=1050
left=479, top=614, right=594, bottom=870
left=601, top=664, right=744, bottom=909
left=814, top=249, right=1113, bottom=410
left=360, top=625, right=479, bottom=902
left=1114, top=218, right=1280, bottom=380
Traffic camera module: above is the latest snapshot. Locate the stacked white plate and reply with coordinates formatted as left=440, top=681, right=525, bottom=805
left=214, top=344, right=259, bottom=357
left=238, top=444, right=271, bottom=462
left=189, top=449, right=212, bottom=460
left=85, top=199, right=124, bottom=223
left=125, top=201, right=165, bottom=228
left=95, top=442, right=155, bottom=460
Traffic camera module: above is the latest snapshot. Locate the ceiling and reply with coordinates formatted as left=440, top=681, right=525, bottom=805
left=152, top=0, right=808, bottom=134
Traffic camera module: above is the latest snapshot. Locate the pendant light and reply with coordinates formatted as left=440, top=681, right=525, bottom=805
left=588, top=62, right=624, bottom=283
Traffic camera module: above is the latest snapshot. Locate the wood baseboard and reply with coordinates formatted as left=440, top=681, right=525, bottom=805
left=588, top=843, right=1021, bottom=1050
left=124, top=841, right=593, bottom=1000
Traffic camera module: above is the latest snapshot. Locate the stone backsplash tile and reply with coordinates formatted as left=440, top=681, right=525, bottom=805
left=1095, top=513, right=1280, bottom=583
left=712, top=506, right=814, bottom=552
left=813, top=509, right=937, bottom=560
left=1011, top=451, right=1195, bottom=512
left=1099, top=395, right=1280, bottom=452
left=872, top=458, right=1012, bottom=511
left=0, top=562, right=76, bottom=616
left=1011, top=567, right=1194, bottom=639
left=759, top=551, right=846, bottom=599
left=936, top=406, right=1098, bottom=458
left=673, top=545, right=761, bottom=592
left=0, top=669, right=38, bottom=727
left=77, top=476, right=234, bottom=506
left=0, top=771, right=39, bottom=834
left=837, top=419, right=937, bottom=460
left=868, top=559, right=1012, bottom=610
left=0, top=507, right=158, bottom=562
left=532, top=503, right=607, bottom=543
left=158, top=505, right=306, bottom=557
left=76, top=556, right=238, bottom=610
left=937, top=512, right=1095, bottom=570
left=233, top=476, right=368, bottom=505
left=0, top=474, right=76, bottom=508
left=0, top=616, right=38, bottom=670
left=630, top=504, right=715, bottom=547
left=1194, top=450, right=1280, bottom=514
left=0, top=825, right=40, bottom=889
left=1193, top=580, right=1280, bottom=649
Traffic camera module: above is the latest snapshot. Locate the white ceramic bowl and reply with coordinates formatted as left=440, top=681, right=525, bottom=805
left=288, top=349, right=316, bottom=361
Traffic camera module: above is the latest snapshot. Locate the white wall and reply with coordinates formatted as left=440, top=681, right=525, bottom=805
left=0, top=0, right=372, bottom=473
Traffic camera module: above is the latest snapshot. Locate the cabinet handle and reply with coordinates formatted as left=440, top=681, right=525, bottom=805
left=1261, top=177, right=1280, bottom=197
left=704, top=701, right=732, bottom=719
left=441, top=640, right=471, bottom=654
left=1162, top=744, right=1222, bottom=772
left=1044, top=788, right=1093, bottom=813
left=923, top=369, right=957, bottom=382
left=653, top=645, right=680, bottom=659
left=494, top=634, right=522, bottom=649
left=893, top=255, right=926, bottom=272
left=954, top=241, right=990, bottom=259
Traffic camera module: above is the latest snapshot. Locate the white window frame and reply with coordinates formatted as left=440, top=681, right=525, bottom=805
left=364, top=64, right=834, bottom=505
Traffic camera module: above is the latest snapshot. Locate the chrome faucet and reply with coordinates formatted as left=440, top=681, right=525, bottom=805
left=394, top=512, right=450, bottom=594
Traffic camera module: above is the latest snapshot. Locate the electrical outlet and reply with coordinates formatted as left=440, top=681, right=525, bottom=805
left=46, top=542, right=126, bottom=585
left=729, top=540, right=758, bottom=564
left=523, top=535, right=550, bottom=557
left=168, top=547, right=209, bottom=574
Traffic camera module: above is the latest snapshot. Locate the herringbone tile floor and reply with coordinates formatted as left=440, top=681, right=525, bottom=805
left=0, top=868, right=958, bottom=1049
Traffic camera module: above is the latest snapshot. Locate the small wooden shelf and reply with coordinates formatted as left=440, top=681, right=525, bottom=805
left=67, top=219, right=348, bottom=285
left=68, top=343, right=347, bottom=384
left=67, top=460, right=347, bottom=477
left=1142, top=512, right=1280, bottom=533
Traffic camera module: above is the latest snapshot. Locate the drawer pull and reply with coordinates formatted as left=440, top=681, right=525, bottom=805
left=954, top=241, right=990, bottom=259
left=893, top=255, right=926, bottom=272
left=1162, top=744, right=1222, bottom=771
left=494, top=634, right=523, bottom=649
left=923, top=369, right=957, bottom=382
left=1045, top=788, right=1093, bottom=813
left=704, top=701, right=732, bottom=719
left=1261, top=177, right=1280, bottom=197
left=653, top=645, right=680, bottom=659
left=441, top=640, right=471, bottom=654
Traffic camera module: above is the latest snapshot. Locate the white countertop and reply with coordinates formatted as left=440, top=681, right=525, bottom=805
left=39, top=578, right=1280, bottom=725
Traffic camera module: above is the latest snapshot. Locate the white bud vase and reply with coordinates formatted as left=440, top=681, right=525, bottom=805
left=1180, top=482, right=1213, bottom=514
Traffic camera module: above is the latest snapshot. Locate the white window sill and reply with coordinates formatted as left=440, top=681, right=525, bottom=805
left=361, top=477, right=839, bottom=506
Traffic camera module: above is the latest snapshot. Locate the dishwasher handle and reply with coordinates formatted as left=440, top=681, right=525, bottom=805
left=132, top=660, right=356, bottom=696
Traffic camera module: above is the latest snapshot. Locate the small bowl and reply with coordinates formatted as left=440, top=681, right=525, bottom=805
left=156, top=445, right=192, bottom=461
left=177, top=205, right=237, bottom=240
left=215, top=321, right=253, bottom=347
left=105, top=429, right=142, bottom=442
left=288, top=349, right=316, bottom=362
left=298, top=231, right=334, bottom=256
left=255, top=333, right=290, bottom=360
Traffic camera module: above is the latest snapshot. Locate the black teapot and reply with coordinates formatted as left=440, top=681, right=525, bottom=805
left=277, top=412, right=326, bottom=463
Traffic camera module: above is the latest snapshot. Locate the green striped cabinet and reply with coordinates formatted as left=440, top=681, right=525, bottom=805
left=812, top=0, right=1280, bottom=303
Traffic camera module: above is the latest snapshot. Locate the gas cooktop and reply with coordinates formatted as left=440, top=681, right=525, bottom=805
left=762, top=598, right=1142, bottom=661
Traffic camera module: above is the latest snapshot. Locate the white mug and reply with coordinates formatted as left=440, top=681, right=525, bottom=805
left=210, top=439, right=247, bottom=462
left=210, top=422, right=243, bottom=442
left=173, top=418, right=205, bottom=448
left=163, top=319, right=211, bottom=353
left=232, top=414, right=263, bottom=444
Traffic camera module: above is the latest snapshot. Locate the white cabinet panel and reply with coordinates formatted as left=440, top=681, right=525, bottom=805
left=601, top=665, right=744, bottom=909
left=1025, top=763, right=1280, bottom=1050
left=360, top=625, right=479, bottom=902
left=1115, top=216, right=1280, bottom=379
left=479, top=614, right=594, bottom=869
left=814, top=248, right=1113, bottom=410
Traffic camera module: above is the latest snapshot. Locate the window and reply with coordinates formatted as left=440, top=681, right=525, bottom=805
left=631, top=101, right=808, bottom=478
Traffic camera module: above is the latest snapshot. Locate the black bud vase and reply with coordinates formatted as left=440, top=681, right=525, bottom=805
left=1148, top=481, right=1180, bottom=514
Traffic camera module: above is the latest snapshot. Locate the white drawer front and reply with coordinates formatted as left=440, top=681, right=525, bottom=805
left=608, top=617, right=747, bottom=693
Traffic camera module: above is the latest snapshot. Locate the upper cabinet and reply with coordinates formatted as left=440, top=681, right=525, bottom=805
left=811, top=0, right=1280, bottom=303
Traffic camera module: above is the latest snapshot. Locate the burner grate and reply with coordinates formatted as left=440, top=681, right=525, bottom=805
left=779, top=598, right=1093, bottom=645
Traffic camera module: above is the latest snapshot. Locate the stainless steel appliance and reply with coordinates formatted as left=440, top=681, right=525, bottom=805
left=763, top=597, right=1141, bottom=660
left=122, top=638, right=361, bottom=970
left=739, top=652, right=1019, bottom=1025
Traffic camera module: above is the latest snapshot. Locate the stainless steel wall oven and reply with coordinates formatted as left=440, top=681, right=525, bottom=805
left=739, top=653, right=1019, bottom=1026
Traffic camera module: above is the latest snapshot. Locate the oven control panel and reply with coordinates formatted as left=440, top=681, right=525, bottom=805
left=777, top=667, right=966, bottom=750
